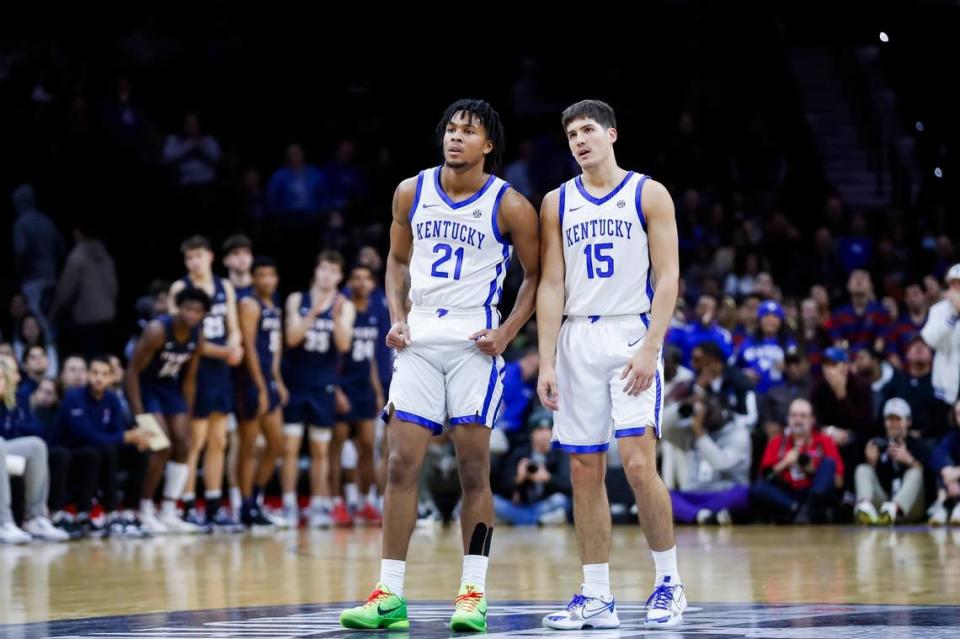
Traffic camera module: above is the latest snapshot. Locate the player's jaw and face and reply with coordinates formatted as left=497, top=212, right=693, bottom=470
left=253, top=267, right=279, bottom=299
left=443, top=111, right=492, bottom=170
left=89, top=361, right=112, bottom=395
left=314, top=261, right=343, bottom=292
left=566, top=116, right=617, bottom=170
left=177, top=300, right=207, bottom=329
left=224, top=248, right=253, bottom=276
left=348, top=268, right=375, bottom=300
left=184, top=248, right=214, bottom=278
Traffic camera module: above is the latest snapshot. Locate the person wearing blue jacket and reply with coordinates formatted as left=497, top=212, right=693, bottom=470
left=54, top=356, right=154, bottom=537
left=930, top=398, right=960, bottom=525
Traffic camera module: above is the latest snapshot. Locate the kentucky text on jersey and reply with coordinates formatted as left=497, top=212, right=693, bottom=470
left=415, top=220, right=486, bottom=250
left=564, top=219, right=634, bottom=247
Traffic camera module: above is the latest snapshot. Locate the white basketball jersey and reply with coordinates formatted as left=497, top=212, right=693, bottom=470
left=560, top=171, right=653, bottom=317
left=407, top=166, right=512, bottom=311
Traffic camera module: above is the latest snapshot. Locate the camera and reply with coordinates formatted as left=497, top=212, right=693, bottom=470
left=526, top=462, right=540, bottom=474
left=797, top=452, right=811, bottom=467
left=871, top=437, right=888, bottom=452
left=677, top=402, right=695, bottom=419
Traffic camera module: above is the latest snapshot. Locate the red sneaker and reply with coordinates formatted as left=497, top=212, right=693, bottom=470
left=356, top=502, right=383, bottom=526
left=332, top=501, right=354, bottom=527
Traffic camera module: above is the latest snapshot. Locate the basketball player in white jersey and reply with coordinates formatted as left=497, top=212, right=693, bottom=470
left=340, top=99, right=540, bottom=632
left=538, top=100, right=686, bottom=630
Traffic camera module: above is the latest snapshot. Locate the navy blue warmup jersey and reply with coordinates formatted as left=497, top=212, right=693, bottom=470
left=340, top=305, right=381, bottom=386
left=140, top=315, right=200, bottom=386
left=283, top=292, right=337, bottom=388
left=182, top=275, right=229, bottom=348
left=242, top=298, right=281, bottom=382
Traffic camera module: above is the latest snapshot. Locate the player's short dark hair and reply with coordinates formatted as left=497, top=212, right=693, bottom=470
left=175, top=287, right=212, bottom=311
left=349, top=263, right=375, bottom=278
left=694, top=340, right=725, bottom=364
left=252, top=256, right=277, bottom=273
left=222, top=234, right=253, bottom=255
left=180, top=235, right=211, bottom=254
left=562, top=99, right=617, bottom=131
left=317, top=250, right=345, bottom=270
left=436, top=99, right=505, bottom=172
left=89, top=355, right=112, bottom=369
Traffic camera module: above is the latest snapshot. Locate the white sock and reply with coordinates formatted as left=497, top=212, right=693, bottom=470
left=461, top=554, right=489, bottom=591
left=140, top=499, right=155, bottom=516
left=311, top=495, right=332, bottom=510
left=283, top=492, right=297, bottom=509
left=651, top=546, right=681, bottom=586
left=162, top=462, right=190, bottom=501
left=161, top=499, right=178, bottom=517
left=380, top=559, right=406, bottom=597
left=582, top=563, right=611, bottom=598
left=204, top=489, right=222, bottom=500
left=344, top=483, right=359, bottom=508
left=182, top=492, right=195, bottom=503
left=367, top=485, right=379, bottom=503
left=229, top=487, right=242, bottom=513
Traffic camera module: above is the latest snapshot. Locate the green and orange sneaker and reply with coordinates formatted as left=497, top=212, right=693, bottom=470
left=449, top=584, right=488, bottom=632
left=340, top=582, right=409, bottom=630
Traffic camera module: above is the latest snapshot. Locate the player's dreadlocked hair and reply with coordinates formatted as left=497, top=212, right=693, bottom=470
left=436, top=99, right=505, bottom=172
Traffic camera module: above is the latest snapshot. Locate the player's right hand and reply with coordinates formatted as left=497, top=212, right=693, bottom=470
left=257, top=389, right=269, bottom=417
left=386, top=321, right=412, bottom=351
left=125, top=427, right=155, bottom=451
left=537, top=366, right=559, bottom=411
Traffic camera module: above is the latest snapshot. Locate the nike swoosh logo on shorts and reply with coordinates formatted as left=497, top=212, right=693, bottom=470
left=628, top=338, right=642, bottom=347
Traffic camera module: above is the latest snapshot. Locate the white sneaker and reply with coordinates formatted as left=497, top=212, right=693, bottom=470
left=23, top=517, right=70, bottom=542
left=950, top=504, right=960, bottom=526
left=262, top=508, right=289, bottom=528
left=855, top=501, right=880, bottom=525
left=159, top=510, right=200, bottom=534
left=139, top=509, right=169, bottom=535
left=282, top=503, right=300, bottom=528
left=542, top=591, right=620, bottom=630
left=716, top=508, right=733, bottom=526
left=645, top=579, right=687, bottom=627
left=929, top=502, right=949, bottom=526
left=879, top=501, right=899, bottom=525
left=0, top=521, right=32, bottom=544
left=307, top=507, right=332, bottom=529
left=538, top=508, right=567, bottom=526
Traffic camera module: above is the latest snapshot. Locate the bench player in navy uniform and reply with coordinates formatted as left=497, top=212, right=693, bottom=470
left=281, top=250, right=354, bottom=528
left=235, top=257, right=287, bottom=527
left=223, top=234, right=254, bottom=301
left=169, top=236, right=244, bottom=532
left=126, top=287, right=208, bottom=534
left=331, top=264, right=386, bottom=527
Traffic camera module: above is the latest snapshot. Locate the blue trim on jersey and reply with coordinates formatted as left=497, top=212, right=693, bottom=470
left=552, top=441, right=610, bottom=454
left=640, top=312, right=650, bottom=328
left=575, top=171, right=634, bottom=206
left=491, top=388, right=505, bottom=425
left=408, top=170, right=425, bottom=223
left=434, top=166, right=497, bottom=210
left=450, top=415, right=484, bottom=426
left=558, top=183, right=567, bottom=227
left=480, top=359, right=499, bottom=422
left=646, top=261, right=655, bottom=304
left=635, top=174, right=650, bottom=233
left=654, top=366, right=662, bottom=430
left=491, top=183, right=512, bottom=245
left=615, top=427, right=647, bottom=439
left=394, top=410, right=443, bottom=435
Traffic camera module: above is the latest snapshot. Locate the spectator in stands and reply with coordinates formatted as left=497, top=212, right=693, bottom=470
left=60, top=356, right=88, bottom=390
left=266, top=143, right=331, bottom=216
left=53, top=356, right=153, bottom=537
left=881, top=335, right=944, bottom=442
left=758, top=348, right=812, bottom=441
left=921, top=264, right=960, bottom=412
left=504, top=140, right=536, bottom=201
left=852, top=347, right=895, bottom=422
left=494, top=350, right=539, bottom=450
left=323, top=140, right=369, bottom=211
left=31, top=378, right=60, bottom=433
left=162, top=112, right=221, bottom=187
left=837, top=212, right=873, bottom=275
left=49, top=222, right=118, bottom=359
left=667, top=294, right=734, bottom=368
left=13, top=313, right=58, bottom=378
left=810, top=346, right=875, bottom=478
left=11, top=184, right=63, bottom=332
left=828, top=269, right=890, bottom=353
left=493, top=409, right=571, bottom=526
left=929, top=399, right=960, bottom=526
left=17, top=344, right=50, bottom=407
left=731, top=301, right=796, bottom=394
left=798, top=297, right=830, bottom=378
left=854, top=398, right=929, bottom=525
left=667, top=355, right=753, bottom=525
left=885, top=281, right=929, bottom=368
left=752, top=398, right=844, bottom=523
left=0, top=356, right=68, bottom=542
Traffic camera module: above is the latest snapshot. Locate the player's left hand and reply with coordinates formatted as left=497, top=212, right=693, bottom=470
left=226, top=345, right=244, bottom=367
left=335, top=387, right=351, bottom=414
left=621, top=346, right=658, bottom=396
left=469, top=328, right=509, bottom=356
left=277, top=382, right=289, bottom=407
